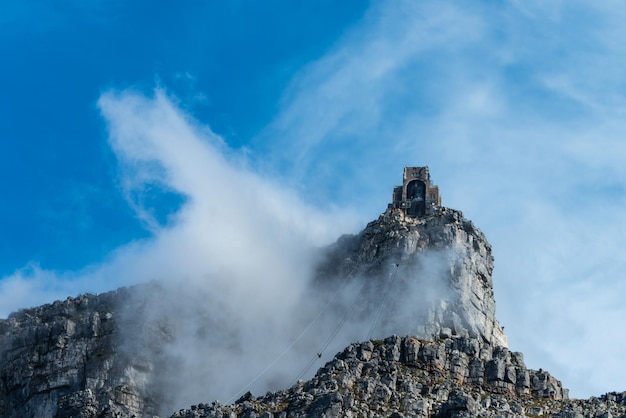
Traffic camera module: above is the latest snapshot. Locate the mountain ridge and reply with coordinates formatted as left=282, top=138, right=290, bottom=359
left=1, top=207, right=624, bottom=417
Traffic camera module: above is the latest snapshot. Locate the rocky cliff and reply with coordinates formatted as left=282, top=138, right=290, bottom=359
left=0, top=287, right=168, bottom=418
left=314, top=208, right=507, bottom=348
left=0, top=208, right=623, bottom=417
left=171, top=336, right=625, bottom=418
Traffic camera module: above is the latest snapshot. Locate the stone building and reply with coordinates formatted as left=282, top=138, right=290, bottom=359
left=390, top=166, right=441, bottom=217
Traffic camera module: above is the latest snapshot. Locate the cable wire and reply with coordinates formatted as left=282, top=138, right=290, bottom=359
left=367, top=263, right=400, bottom=340
left=291, top=272, right=370, bottom=385
left=227, top=253, right=366, bottom=403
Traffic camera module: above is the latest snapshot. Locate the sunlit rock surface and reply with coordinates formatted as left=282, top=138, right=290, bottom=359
left=315, top=208, right=508, bottom=348
left=1, top=208, right=623, bottom=417
left=171, top=336, right=587, bottom=418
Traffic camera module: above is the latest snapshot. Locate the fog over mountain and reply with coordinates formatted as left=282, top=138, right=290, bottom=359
left=3, top=183, right=625, bottom=417
left=2, top=1, right=626, bottom=404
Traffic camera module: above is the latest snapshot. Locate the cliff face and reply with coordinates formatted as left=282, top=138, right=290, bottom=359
left=316, top=208, right=507, bottom=348
left=0, top=208, right=621, bottom=417
left=0, top=287, right=168, bottom=418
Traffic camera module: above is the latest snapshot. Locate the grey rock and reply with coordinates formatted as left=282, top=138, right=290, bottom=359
left=0, top=288, right=164, bottom=418
left=0, top=207, right=624, bottom=418
left=171, top=334, right=620, bottom=418
left=316, top=208, right=508, bottom=348
left=437, top=389, right=479, bottom=417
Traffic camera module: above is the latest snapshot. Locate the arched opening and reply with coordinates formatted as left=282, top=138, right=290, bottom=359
left=405, top=180, right=426, bottom=217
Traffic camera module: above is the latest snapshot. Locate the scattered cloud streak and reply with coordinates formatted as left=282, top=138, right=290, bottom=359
left=257, top=0, right=626, bottom=397
left=98, top=89, right=363, bottom=411
left=2, top=88, right=364, bottom=413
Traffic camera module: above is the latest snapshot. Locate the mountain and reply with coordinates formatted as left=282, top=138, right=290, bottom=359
left=170, top=334, right=626, bottom=418
left=0, top=287, right=162, bottom=417
left=1, top=167, right=624, bottom=417
left=313, top=207, right=507, bottom=349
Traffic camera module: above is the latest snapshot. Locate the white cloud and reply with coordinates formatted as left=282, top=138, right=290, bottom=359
left=96, top=89, right=368, bottom=410
left=3, top=0, right=626, bottom=403
left=256, top=0, right=626, bottom=397
left=1, top=87, right=366, bottom=413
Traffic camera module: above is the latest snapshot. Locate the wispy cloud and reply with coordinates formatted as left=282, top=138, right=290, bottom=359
left=256, top=0, right=626, bottom=397
left=255, top=1, right=486, bottom=209
left=2, top=0, right=625, bottom=402
left=1, top=88, right=366, bottom=412
left=0, top=86, right=359, bottom=316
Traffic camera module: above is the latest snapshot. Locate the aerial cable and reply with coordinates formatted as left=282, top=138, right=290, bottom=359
left=288, top=253, right=374, bottom=385
left=291, top=257, right=399, bottom=385
left=227, top=252, right=366, bottom=403
left=367, top=262, right=400, bottom=340
left=291, top=272, right=370, bottom=385
left=318, top=274, right=366, bottom=355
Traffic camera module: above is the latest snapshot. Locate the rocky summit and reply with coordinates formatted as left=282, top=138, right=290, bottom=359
left=314, top=208, right=507, bottom=348
left=1, top=206, right=624, bottom=417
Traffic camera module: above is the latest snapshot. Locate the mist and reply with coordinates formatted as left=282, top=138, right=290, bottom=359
left=3, top=0, right=626, bottom=406
left=96, top=87, right=354, bottom=411
left=74, top=87, right=458, bottom=414
left=117, top=238, right=460, bottom=415
left=0, top=85, right=517, bottom=415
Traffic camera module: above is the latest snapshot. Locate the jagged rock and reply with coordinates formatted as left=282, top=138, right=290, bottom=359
left=0, top=287, right=166, bottom=418
left=56, top=389, right=98, bottom=418
left=171, top=335, right=618, bottom=418
left=316, top=208, right=508, bottom=348
left=0, top=207, right=624, bottom=417
left=437, top=389, right=479, bottom=417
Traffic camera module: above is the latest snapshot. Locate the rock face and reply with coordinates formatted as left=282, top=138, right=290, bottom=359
left=0, top=207, right=623, bottom=417
left=171, top=336, right=626, bottom=418
left=316, top=208, right=507, bottom=348
left=0, top=287, right=167, bottom=418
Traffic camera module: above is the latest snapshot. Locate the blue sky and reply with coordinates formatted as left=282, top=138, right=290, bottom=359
left=0, top=1, right=367, bottom=272
left=2, top=0, right=626, bottom=399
